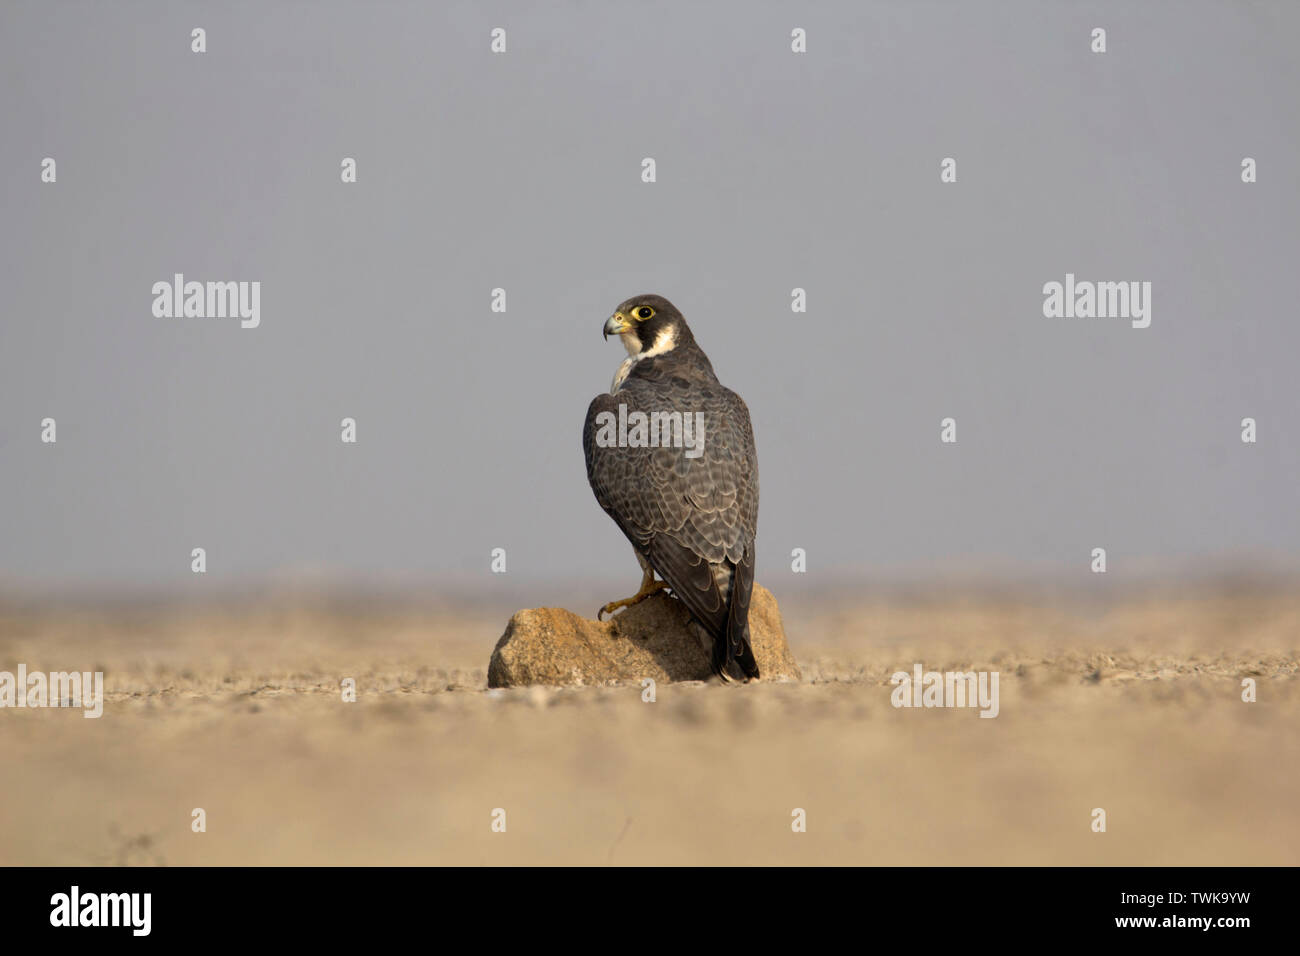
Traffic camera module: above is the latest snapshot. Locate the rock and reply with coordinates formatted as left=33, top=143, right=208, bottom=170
left=487, top=584, right=800, bottom=688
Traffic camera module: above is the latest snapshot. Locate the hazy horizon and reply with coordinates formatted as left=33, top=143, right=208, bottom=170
left=3, top=1, right=1297, bottom=600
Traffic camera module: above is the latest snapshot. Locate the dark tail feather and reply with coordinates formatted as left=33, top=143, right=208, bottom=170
left=710, top=633, right=753, bottom=683
left=720, top=552, right=760, bottom=681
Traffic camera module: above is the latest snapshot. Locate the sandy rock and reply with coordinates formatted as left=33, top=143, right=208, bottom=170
left=487, top=584, right=800, bottom=687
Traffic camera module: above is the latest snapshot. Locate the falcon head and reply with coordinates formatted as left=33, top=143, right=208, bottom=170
left=603, top=294, right=691, bottom=357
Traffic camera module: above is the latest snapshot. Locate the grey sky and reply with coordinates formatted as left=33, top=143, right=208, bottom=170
left=2, top=1, right=1297, bottom=597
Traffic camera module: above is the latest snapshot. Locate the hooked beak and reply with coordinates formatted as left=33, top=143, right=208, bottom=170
left=603, top=311, right=632, bottom=340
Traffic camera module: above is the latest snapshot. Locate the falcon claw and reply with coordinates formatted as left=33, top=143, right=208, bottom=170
left=597, top=577, right=669, bottom=621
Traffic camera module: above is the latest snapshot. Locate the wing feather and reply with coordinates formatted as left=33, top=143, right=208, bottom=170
left=583, top=357, right=758, bottom=642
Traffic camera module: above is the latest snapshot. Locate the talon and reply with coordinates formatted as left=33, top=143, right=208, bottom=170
left=597, top=569, right=668, bottom=621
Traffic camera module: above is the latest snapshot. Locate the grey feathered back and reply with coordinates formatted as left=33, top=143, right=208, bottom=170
left=583, top=333, right=759, bottom=662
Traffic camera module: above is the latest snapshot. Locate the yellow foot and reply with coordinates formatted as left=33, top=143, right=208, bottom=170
left=598, top=570, right=669, bottom=621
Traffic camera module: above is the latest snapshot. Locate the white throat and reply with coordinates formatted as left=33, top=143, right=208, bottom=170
left=610, top=326, right=678, bottom=394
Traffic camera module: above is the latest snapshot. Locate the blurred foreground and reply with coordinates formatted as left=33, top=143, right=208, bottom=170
left=0, top=586, right=1296, bottom=865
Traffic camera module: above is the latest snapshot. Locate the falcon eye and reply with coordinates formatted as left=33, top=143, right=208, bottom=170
left=635, top=306, right=655, bottom=320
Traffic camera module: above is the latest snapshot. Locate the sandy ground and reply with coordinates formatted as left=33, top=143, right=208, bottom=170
left=0, top=587, right=1296, bottom=866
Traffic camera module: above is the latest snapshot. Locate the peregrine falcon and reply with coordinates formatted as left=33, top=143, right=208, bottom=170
left=582, top=294, right=760, bottom=682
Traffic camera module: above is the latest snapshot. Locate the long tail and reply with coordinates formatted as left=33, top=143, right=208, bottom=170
left=713, top=553, right=760, bottom=682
